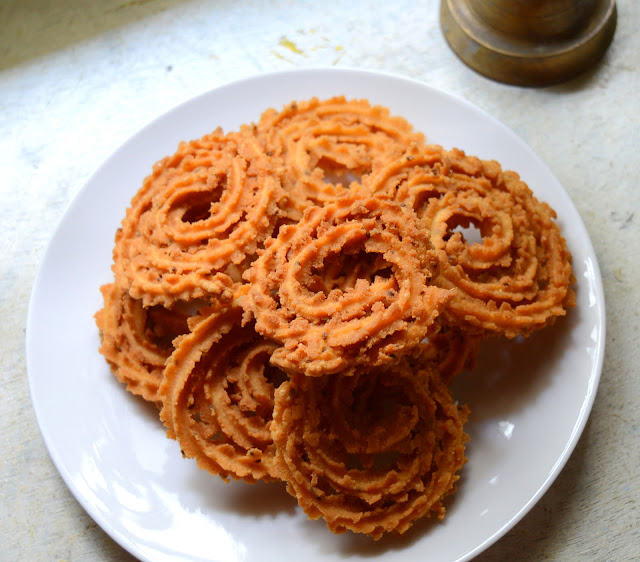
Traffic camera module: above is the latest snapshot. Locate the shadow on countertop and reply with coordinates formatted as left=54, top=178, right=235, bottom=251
left=0, top=0, right=199, bottom=71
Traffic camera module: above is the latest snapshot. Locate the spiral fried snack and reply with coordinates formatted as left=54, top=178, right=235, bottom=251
left=241, top=195, right=454, bottom=376
left=255, top=96, right=425, bottom=220
left=113, top=127, right=285, bottom=308
left=159, top=305, right=287, bottom=482
left=366, top=146, right=575, bottom=338
left=271, top=361, right=470, bottom=540
left=95, top=283, right=189, bottom=404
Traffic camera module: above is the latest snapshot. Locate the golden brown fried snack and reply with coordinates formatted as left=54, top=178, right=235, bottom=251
left=95, top=96, right=580, bottom=542
left=255, top=96, right=425, bottom=220
left=241, top=195, right=454, bottom=376
left=159, top=305, right=287, bottom=482
left=366, top=145, right=575, bottom=338
left=113, top=127, right=285, bottom=308
left=95, top=283, right=189, bottom=404
left=271, top=360, right=469, bottom=540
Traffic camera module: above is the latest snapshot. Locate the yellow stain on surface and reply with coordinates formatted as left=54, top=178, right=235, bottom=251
left=271, top=50, right=293, bottom=63
left=613, top=267, right=624, bottom=283
left=278, top=36, right=306, bottom=56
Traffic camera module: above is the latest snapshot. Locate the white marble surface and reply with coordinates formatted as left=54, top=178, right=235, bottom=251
left=1, top=1, right=638, bottom=560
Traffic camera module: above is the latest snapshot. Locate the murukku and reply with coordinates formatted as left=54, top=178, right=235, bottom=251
left=113, top=127, right=285, bottom=308
left=366, top=145, right=575, bottom=338
left=95, top=283, right=189, bottom=404
left=271, top=360, right=469, bottom=540
left=241, top=195, right=454, bottom=376
left=255, top=96, right=425, bottom=220
left=159, top=305, right=287, bottom=482
left=95, top=95, right=580, bottom=541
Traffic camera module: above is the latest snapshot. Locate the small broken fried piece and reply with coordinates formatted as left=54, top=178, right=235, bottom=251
left=417, top=325, right=482, bottom=385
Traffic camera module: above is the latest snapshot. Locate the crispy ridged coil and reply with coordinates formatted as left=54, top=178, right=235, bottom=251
left=241, top=195, right=454, bottom=376
left=113, top=128, right=285, bottom=307
left=366, top=145, right=575, bottom=337
left=95, top=283, right=189, bottom=403
left=271, top=361, right=469, bottom=539
left=159, top=305, right=286, bottom=482
left=255, top=96, right=425, bottom=220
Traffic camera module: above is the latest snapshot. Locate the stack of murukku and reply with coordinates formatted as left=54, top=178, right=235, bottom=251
left=95, top=96, right=575, bottom=540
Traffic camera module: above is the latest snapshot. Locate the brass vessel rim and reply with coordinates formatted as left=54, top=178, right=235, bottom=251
left=445, top=0, right=617, bottom=59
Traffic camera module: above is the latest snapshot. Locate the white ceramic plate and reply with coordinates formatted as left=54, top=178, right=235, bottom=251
left=27, top=68, right=605, bottom=562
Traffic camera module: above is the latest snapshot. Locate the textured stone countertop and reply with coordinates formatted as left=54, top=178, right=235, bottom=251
left=1, top=1, right=638, bottom=561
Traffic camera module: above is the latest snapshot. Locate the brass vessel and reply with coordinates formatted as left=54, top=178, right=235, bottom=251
left=440, top=0, right=617, bottom=86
